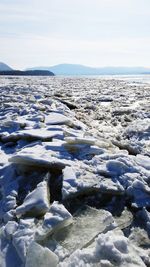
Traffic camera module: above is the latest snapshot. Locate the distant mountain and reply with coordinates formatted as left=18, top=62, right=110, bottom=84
left=0, top=70, right=55, bottom=76
left=27, top=64, right=150, bottom=76
left=0, top=62, right=13, bottom=71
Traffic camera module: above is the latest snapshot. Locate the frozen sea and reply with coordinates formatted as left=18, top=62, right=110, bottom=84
left=0, top=74, right=150, bottom=267
left=80, top=74, right=150, bottom=83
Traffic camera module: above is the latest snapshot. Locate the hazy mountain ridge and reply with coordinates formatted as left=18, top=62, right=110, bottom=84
left=1, top=62, right=150, bottom=75
left=27, top=63, right=150, bottom=75
left=0, top=62, right=13, bottom=71
left=0, top=63, right=54, bottom=76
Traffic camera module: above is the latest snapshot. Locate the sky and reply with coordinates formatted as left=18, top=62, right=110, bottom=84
left=0, top=0, right=150, bottom=69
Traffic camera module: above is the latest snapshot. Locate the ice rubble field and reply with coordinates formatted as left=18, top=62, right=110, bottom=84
left=0, top=76, right=150, bottom=267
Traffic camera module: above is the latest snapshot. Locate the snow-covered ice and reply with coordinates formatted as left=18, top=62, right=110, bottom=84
left=0, top=75, right=150, bottom=266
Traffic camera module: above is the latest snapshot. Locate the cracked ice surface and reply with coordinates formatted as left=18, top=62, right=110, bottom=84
left=0, top=76, right=150, bottom=267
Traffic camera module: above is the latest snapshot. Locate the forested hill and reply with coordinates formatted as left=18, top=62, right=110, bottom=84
left=0, top=70, right=55, bottom=76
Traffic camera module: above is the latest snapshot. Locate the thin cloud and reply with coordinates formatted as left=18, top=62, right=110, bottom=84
left=0, top=0, right=150, bottom=68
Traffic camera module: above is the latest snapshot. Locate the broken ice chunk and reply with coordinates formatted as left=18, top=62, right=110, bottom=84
left=63, top=127, right=84, bottom=138
left=129, top=227, right=150, bottom=252
left=64, top=136, right=96, bottom=145
left=136, top=208, right=150, bottom=236
left=99, top=179, right=124, bottom=195
left=3, top=209, right=16, bottom=223
left=0, top=231, right=22, bottom=267
left=135, top=155, right=150, bottom=170
left=16, top=181, right=50, bottom=217
left=106, top=159, right=131, bottom=176
left=4, top=221, right=18, bottom=240
left=63, top=166, right=77, bottom=184
left=127, top=179, right=150, bottom=208
left=94, top=229, right=146, bottom=267
left=2, top=128, right=64, bottom=142
left=4, top=195, right=17, bottom=211
left=45, top=112, right=71, bottom=125
left=62, top=166, right=78, bottom=199
left=12, top=227, right=35, bottom=262
left=25, top=242, right=58, bottom=267
left=64, top=142, right=104, bottom=159
left=114, top=208, right=133, bottom=230
left=35, top=202, right=72, bottom=241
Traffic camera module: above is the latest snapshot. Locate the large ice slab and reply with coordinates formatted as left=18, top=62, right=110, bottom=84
left=9, top=143, right=70, bottom=169
left=0, top=229, right=22, bottom=267
left=53, top=206, right=114, bottom=254
left=25, top=242, right=58, bottom=267
left=1, top=128, right=64, bottom=142
left=45, top=112, right=71, bottom=125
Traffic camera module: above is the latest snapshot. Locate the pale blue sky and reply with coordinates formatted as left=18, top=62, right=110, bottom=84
left=0, top=0, right=150, bottom=69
